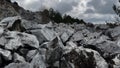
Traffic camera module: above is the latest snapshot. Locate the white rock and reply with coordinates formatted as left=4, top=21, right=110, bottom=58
left=5, top=31, right=22, bottom=50
left=30, top=53, right=46, bottom=68
left=70, top=31, right=84, bottom=41
left=26, top=50, right=37, bottom=62
left=60, top=32, right=69, bottom=42
left=0, top=36, right=7, bottom=46
left=4, top=31, right=39, bottom=50
left=13, top=53, right=26, bottom=62
left=31, top=27, right=56, bottom=44
left=0, top=27, right=4, bottom=36
left=66, top=41, right=77, bottom=48
left=92, top=49, right=108, bottom=68
left=0, top=48, right=12, bottom=60
left=21, top=32, right=39, bottom=48
left=0, top=16, right=21, bottom=28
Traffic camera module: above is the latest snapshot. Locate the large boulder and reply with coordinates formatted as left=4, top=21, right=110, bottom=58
left=0, top=16, right=27, bottom=32
left=83, top=40, right=120, bottom=67
left=30, top=27, right=57, bottom=44
left=0, top=31, right=39, bottom=50
left=63, top=46, right=108, bottom=68
left=60, top=29, right=74, bottom=43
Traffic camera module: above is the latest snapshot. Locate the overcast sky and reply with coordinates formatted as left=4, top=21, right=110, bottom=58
left=11, top=0, right=118, bottom=24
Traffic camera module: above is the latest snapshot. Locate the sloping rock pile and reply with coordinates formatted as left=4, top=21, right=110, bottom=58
left=0, top=16, right=119, bottom=68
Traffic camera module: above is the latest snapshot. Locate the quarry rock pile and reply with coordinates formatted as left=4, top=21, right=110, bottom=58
left=0, top=0, right=120, bottom=68
left=0, top=16, right=119, bottom=68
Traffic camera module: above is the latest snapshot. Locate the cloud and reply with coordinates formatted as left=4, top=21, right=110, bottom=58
left=11, top=0, right=117, bottom=23
left=54, top=0, right=79, bottom=13
left=11, top=0, right=79, bottom=13
left=87, top=0, right=115, bottom=14
left=66, top=0, right=116, bottom=23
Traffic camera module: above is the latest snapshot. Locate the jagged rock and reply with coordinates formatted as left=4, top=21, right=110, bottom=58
left=30, top=53, right=46, bottom=68
left=13, top=53, right=26, bottom=63
left=20, top=32, right=39, bottom=48
left=60, top=29, right=74, bottom=43
left=70, top=30, right=101, bottom=44
left=40, top=36, right=64, bottom=65
left=8, top=19, right=26, bottom=32
left=5, top=31, right=22, bottom=50
left=0, top=48, right=12, bottom=60
left=74, top=32, right=103, bottom=45
left=70, top=29, right=91, bottom=42
left=54, top=23, right=74, bottom=36
left=40, top=37, right=59, bottom=49
left=3, top=31, right=39, bottom=50
left=112, top=54, right=120, bottom=68
left=5, top=62, right=30, bottom=68
left=0, top=27, right=4, bottom=35
left=57, top=24, right=75, bottom=43
left=105, top=26, right=120, bottom=40
left=70, top=31, right=84, bottom=42
left=60, top=32, right=70, bottom=43
left=0, top=16, right=21, bottom=28
left=0, top=16, right=42, bottom=32
left=40, top=36, right=64, bottom=67
left=0, top=34, right=7, bottom=47
left=84, top=40, right=120, bottom=59
left=34, top=21, right=53, bottom=29
left=89, top=35, right=110, bottom=45
left=63, top=46, right=108, bottom=68
left=47, top=47, right=63, bottom=64
left=26, top=50, right=37, bottom=62
left=31, top=27, right=56, bottom=44
left=83, top=32, right=101, bottom=43
left=0, top=16, right=26, bottom=32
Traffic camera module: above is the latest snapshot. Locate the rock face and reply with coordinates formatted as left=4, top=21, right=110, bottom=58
left=0, top=0, right=120, bottom=68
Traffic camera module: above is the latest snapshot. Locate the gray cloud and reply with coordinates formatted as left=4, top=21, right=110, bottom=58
left=84, top=8, right=95, bottom=14
left=54, top=1, right=79, bottom=14
left=87, top=0, right=115, bottom=14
